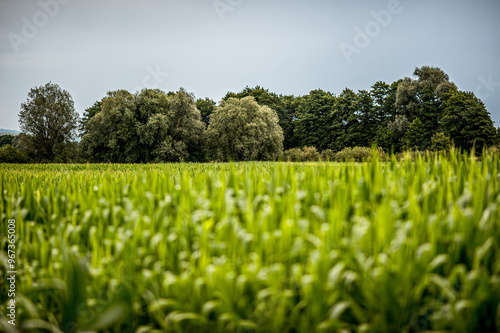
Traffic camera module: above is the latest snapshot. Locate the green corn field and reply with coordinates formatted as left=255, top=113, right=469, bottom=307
left=1, top=151, right=500, bottom=332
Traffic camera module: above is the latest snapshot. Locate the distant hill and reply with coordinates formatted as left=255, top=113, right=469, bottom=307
left=0, top=129, right=20, bottom=136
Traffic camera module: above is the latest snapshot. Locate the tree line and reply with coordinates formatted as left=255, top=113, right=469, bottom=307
left=1, top=66, right=499, bottom=163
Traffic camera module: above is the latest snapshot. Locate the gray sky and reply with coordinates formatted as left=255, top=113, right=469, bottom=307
left=1, top=0, right=500, bottom=131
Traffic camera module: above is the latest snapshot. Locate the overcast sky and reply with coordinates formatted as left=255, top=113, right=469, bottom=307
left=1, top=0, right=499, bottom=131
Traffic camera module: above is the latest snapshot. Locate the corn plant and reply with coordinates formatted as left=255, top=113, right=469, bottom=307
left=0, top=151, right=499, bottom=332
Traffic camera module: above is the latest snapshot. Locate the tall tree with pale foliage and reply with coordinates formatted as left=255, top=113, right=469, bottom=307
left=206, top=96, right=284, bottom=161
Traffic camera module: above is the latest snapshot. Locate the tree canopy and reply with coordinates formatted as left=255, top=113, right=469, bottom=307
left=80, top=88, right=205, bottom=163
left=18, top=82, right=78, bottom=161
left=223, top=86, right=297, bottom=150
left=9, top=67, right=500, bottom=163
left=0, top=134, right=14, bottom=148
left=206, top=96, right=284, bottom=161
left=441, top=90, right=497, bottom=151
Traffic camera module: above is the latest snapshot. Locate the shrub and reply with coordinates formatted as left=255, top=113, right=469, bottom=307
left=396, top=150, right=430, bottom=161
left=0, top=134, right=14, bottom=147
left=321, top=149, right=335, bottom=161
left=282, top=148, right=302, bottom=162
left=301, top=146, right=320, bottom=161
left=334, top=147, right=386, bottom=162
left=487, top=145, right=500, bottom=156
left=431, top=132, right=451, bottom=152
left=0, top=144, right=30, bottom=163
left=282, top=147, right=321, bottom=162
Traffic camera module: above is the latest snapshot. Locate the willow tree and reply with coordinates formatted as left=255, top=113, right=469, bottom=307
left=80, top=88, right=205, bottom=162
left=206, top=96, right=284, bottom=161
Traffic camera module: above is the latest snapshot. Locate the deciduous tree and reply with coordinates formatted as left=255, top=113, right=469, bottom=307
left=395, top=66, right=457, bottom=149
left=223, top=86, right=297, bottom=149
left=196, top=97, right=216, bottom=127
left=80, top=88, right=205, bottom=162
left=0, top=134, right=14, bottom=147
left=441, top=91, right=496, bottom=152
left=206, top=96, right=284, bottom=161
left=294, top=89, right=337, bottom=150
left=18, top=82, right=78, bottom=161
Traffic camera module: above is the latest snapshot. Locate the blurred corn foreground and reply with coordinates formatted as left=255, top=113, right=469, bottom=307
left=1, top=151, right=499, bottom=332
